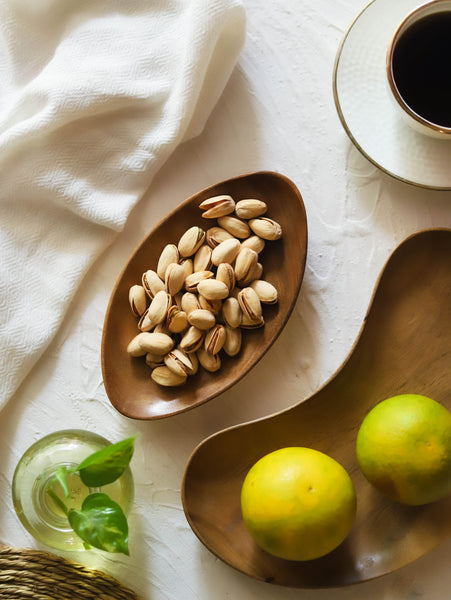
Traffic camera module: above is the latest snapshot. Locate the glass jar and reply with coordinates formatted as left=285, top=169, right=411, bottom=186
left=12, top=429, right=134, bottom=552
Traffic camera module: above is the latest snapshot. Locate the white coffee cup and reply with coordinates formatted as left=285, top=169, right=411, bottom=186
left=386, top=0, right=451, bottom=139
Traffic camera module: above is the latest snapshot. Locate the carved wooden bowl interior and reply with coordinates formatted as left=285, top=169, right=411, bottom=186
left=101, top=172, right=307, bottom=419
left=182, top=229, right=451, bottom=587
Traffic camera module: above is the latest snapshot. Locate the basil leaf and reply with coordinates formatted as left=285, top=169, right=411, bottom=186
left=77, top=435, right=136, bottom=488
left=54, top=465, right=71, bottom=499
left=68, top=493, right=129, bottom=555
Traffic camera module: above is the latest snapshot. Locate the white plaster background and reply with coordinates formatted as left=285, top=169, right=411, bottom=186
left=1, top=0, right=450, bottom=598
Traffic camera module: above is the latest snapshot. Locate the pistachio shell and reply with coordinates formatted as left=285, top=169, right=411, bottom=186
left=206, top=226, right=234, bottom=248
left=235, top=198, right=267, bottom=219
left=164, top=348, right=195, bottom=377
left=184, top=270, right=214, bottom=293
left=181, top=292, right=201, bottom=315
left=217, top=215, right=251, bottom=239
left=197, top=279, right=229, bottom=300
left=138, top=331, right=175, bottom=354
left=145, top=351, right=165, bottom=366
left=186, top=351, right=199, bottom=375
left=238, top=261, right=263, bottom=287
left=179, top=326, right=205, bottom=353
left=142, top=269, right=165, bottom=299
left=238, top=287, right=262, bottom=321
left=157, top=244, right=179, bottom=280
left=197, top=347, right=221, bottom=372
left=147, top=290, right=171, bottom=324
left=216, top=262, right=235, bottom=292
left=165, top=262, right=185, bottom=296
left=151, top=366, right=187, bottom=387
left=166, top=305, right=189, bottom=333
left=178, top=226, right=206, bottom=258
left=199, top=194, right=235, bottom=219
left=198, top=295, right=223, bottom=315
left=193, top=244, right=213, bottom=272
left=127, top=333, right=148, bottom=357
left=223, top=326, right=242, bottom=357
left=249, top=279, right=278, bottom=304
left=129, top=284, right=147, bottom=317
left=204, top=324, right=226, bottom=355
left=240, top=314, right=265, bottom=329
left=249, top=217, right=282, bottom=240
left=240, top=235, right=265, bottom=254
left=211, top=238, right=241, bottom=266
left=188, top=308, right=216, bottom=330
left=179, top=258, right=194, bottom=279
left=222, top=296, right=242, bottom=328
left=234, top=247, right=258, bottom=283
left=138, top=309, right=154, bottom=332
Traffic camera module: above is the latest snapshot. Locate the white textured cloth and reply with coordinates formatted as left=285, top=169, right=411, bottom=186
left=0, top=0, right=245, bottom=409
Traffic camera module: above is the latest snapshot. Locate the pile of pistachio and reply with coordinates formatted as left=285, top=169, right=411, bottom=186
left=126, top=195, right=282, bottom=387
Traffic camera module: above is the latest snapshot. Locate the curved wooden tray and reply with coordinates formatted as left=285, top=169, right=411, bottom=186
left=182, top=229, right=451, bottom=587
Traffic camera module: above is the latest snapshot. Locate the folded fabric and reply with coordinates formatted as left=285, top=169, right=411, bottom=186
left=0, top=0, right=246, bottom=410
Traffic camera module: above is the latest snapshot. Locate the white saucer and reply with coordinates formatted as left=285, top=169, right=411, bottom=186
left=333, top=0, right=451, bottom=190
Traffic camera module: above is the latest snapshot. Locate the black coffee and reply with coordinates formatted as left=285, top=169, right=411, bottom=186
left=392, top=12, right=451, bottom=127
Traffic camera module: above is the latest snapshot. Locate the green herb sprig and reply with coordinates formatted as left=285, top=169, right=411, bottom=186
left=46, top=435, right=136, bottom=555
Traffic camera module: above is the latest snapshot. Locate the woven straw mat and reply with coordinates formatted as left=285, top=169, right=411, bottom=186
left=0, top=545, right=143, bottom=599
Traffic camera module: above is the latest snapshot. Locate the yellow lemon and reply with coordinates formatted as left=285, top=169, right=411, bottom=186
left=356, top=394, right=451, bottom=505
left=240, top=447, right=356, bottom=561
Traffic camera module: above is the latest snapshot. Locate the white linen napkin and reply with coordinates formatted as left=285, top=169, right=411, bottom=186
left=0, top=0, right=245, bottom=410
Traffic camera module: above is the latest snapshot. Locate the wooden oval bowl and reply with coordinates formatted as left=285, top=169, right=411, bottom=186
left=182, top=229, right=451, bottom=587
left=101, top=172, right=307, bottom=420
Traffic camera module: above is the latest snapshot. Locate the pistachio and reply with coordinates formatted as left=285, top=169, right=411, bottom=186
left=234, top=247, right=258, bottom=283
left=216, top=262, right=235, bottom=292
left=249, top=279, right=278, bottom=304
left=179, top=258, right=194, bottom=279
left=199, top=194, right=235, bottom=219
left=178, top=226, right=206, bottom=258
left=147, top=290, right=171, bottom=324
left=222, top=296, right=242, bottom=328
left=127, top=333, right=148, bottom=357
left=238, top=287, right=262, bottom=321
left=151, top=366, right=187, bottom=387
left=193, top=244, right=213, bottom=272
left=249, top=217, right=282, bottom=241
left=138, top=331, right=175, bottom=355
left=217, top=215, right=251, bottom=239
left=241, top=235, right=265, bottom=254
left=241, top=314, right=265, bottom=329
left=197, top=279, right=230, bottom=300
left=179, top=326, right=205, bottom=353
left=197, top=347, right=221, bottom=372
left=235, top=199, right=267, bottom=219
left=188, top=308, right=216, bottom=330
left=165, top=262, right=185, bottom=296
left=157, top=244, right=179, bottom=280
left=211, top=238, right=241, bottom=266
left=145, top=352, right=165, bottom=368
left=153, top=322, right=171, bottom=336
left=138, top=309, right=154, bottom=332
left=205, top=324, right=226, bottom=355
left=164, top=348, right=195, bottom=377
left=198, top=295, right=222, bottom=315
left=142, top=269, right=165, bottom=299
left=129, top=284, right=147, bottom=317
left=166, top=305, right=189, bottom=333
left=184, top=270, right=214, bottom=293
left=181, top=292, right=201, bottom=315
left=206, top=226, right=234, bottom=248
left=145, top=351, right=165, bottom=365
left=238, top=261, right=263, bottom=287
left=186, top=351, right=199, bottom=375
left=223, top=326, right=242, bottom=357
